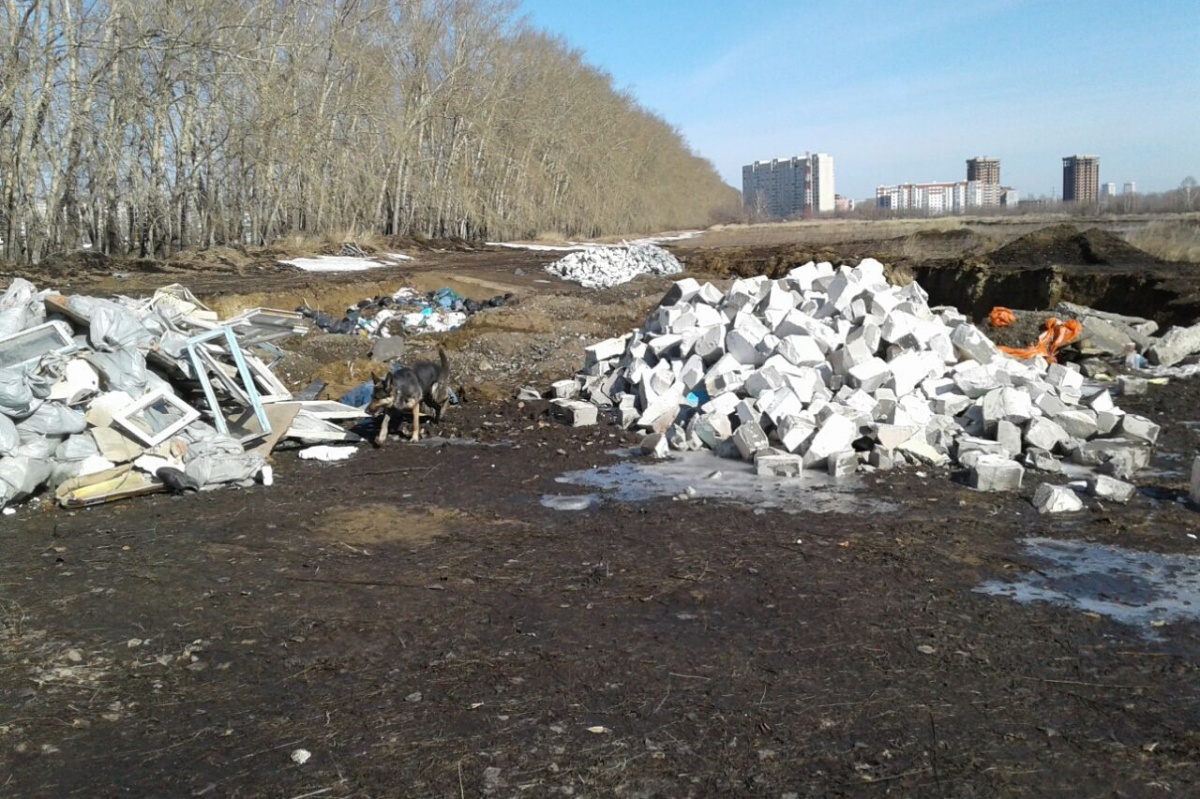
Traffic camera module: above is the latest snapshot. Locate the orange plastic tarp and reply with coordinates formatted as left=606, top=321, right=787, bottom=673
left=989, top=307, right=1016, bottom=328
left=997, top=317, right=1082, bottom=364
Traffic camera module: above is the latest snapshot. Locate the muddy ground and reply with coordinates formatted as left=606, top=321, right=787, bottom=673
left=5, top=224, right=1200, bottom=797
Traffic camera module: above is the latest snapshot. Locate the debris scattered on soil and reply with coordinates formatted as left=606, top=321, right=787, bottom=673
left=299, top=286, right=512, bottom=337
left=545, top=243, right=683, bottom=288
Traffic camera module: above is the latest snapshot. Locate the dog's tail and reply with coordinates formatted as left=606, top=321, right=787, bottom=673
left=438, top=346, right=450, bottom=377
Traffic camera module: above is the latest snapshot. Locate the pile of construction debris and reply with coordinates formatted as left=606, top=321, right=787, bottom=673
left=0, top=279, right=365, bottom=510
left=549, top=260, right=1160, bottom=512
left=545, top=243, right=682, bottom=288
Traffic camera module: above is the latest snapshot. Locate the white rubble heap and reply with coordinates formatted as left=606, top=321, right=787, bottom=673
left=560, top=260, right=1158, bottom=504
left=545, top=244, right=683, bottom=289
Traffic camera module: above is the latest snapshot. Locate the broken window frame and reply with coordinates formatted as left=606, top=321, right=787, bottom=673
left=0, top=320, right=75, bottom=371
left=185, top=326, right=271, bottom=442
left=111, top=387, right=201, bottom=446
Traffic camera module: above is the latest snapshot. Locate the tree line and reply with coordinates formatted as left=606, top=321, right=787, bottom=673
left=0, top=0, right=739, bottom=263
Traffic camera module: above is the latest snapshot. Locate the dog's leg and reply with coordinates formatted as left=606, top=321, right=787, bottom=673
left=375, top=411, right=389, bottom=446
left=409, top=400, right=421, bottom=442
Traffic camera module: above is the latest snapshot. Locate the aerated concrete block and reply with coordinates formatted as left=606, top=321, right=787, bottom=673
left=1022, top=447, right=1062, bottom=473
left=1088, top=474, right=1136, bottom=503
left=802, top=414, right=858, bottom=468
left=776, top=414, right=816, bottom=453
left=640, top=432, right=670, bottom=458
left=1053, top=409, right=1099, bottom=440
left=950, top=324, right=999, bottom=364
left=1119, top=414, right=1160, bottom=444
left=756, top=453, right=803, bottom=477
left=969, top=455, right=1024, bottom=492
left=1024, top=417, right=1069, bottom=452
left=827, top=450, right=858, bottom=478
left=996, top=420, right=1023, bottom=458
left=1033, top=483, right=1084, bottom=514
left=733, top=420, right=770, bottom=461
left=1147, top=322, right=1200, bottom=367
left=550, top=399, right=598, bottom=427
left=551, top=379, right=580, bottom=399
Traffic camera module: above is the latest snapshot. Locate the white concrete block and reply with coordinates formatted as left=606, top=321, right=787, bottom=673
left=827, top=450, right=858, bottom=478
left=585, top=335, right=629, bottom=367
left=1119, top=414, right=1160, bottom=444
left=733, top=420, right=770, bottom=461
left=1045, top=363, right=1083, bottom=391
left=1032, top=483, right=1084, bottom=514
left=951, top=324, right=999, bottom=364
left=802, top=414, right=858, bottom=468
left=756, top=453, right=804, bottom=477
left=1054, top=409, right=1099, bottom=440
left=550, top=399, right=598, bottom=427
left=969, top=455, right=1024, bottom=492
left=847, top=357, right=891, bottom=393
left=1024, top=417, right=1070, bottom=452
left=694, top=412, right=733, bottom=449
left=1088, top=474, right=1136, bottom=503
left=996, top=419, right=1023, bottom=458
left=777, top=414, right=817, bottom=453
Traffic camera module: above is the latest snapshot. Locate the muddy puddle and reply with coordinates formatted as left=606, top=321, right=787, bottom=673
left=555, top=450, right=899, bottom=514
left=976, top=537, right=1200, bottom=636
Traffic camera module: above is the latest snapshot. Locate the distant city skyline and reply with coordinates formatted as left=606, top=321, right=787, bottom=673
left=517, top=0, right=1198, bottom=201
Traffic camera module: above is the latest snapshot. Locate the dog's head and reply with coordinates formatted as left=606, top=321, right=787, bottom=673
left=367, top=372, right=394, bottom=416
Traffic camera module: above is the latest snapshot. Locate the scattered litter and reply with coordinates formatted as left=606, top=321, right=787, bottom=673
left=290, top=748, right=312, bottom=765
left=298, top=286, right=509, bottom=337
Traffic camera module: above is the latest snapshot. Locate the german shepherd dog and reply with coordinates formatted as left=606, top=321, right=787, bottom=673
left=368, top=347, right=452, bottom=445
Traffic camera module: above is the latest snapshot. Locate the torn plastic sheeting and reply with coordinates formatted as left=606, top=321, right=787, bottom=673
left=66, top=296, right=156, bottom=352
left=0, top=279, right=46, bottom=337
left=0, top=367, right=38, bottom=420
left=82, top=347, right=165, bottom=398
left=0, top=414, right=17, bottom=456
left=0, top=455, right=54, bottom=502
left=15, top=401, right=87, bottom=437
left=184, top=442, right=265, bottom=487
left=15, top=430, right=61, bottom=459
left=56, top=433, right=100, bottom=462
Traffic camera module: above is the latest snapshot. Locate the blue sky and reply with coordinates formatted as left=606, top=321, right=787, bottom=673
left=516, top=0, right=1199, bottom=200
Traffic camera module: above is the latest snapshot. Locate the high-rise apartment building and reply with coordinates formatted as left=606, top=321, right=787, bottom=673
left=742, top=153, right=835, bottom=218
left=1062, top=155, right=1100, bottom=203
left=966, top=157, right=1000, bottom=185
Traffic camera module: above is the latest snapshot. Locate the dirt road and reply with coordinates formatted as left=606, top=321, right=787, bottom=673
left=4, top=230, right=1200, bottom=797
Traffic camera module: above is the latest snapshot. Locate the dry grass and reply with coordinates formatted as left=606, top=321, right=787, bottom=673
left=1122, top=217, right=1200, bottom=263
left=202, top=280, right=406, bottom=321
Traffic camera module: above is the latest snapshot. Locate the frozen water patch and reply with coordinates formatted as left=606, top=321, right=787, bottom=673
left=976, top=537, right=1200, bottom=636
left=541, top=494, right=601, bottom=511
left=557, top=450, right=897, bottom=514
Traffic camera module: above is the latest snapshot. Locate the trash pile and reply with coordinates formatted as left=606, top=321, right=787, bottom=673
left=0, top=279, right=366, bottom=510
left=545, top=244, right=683, bottom=289
left=550, top=260, right=1161, bottom=510
left=300, top=287, right=512, bottom=337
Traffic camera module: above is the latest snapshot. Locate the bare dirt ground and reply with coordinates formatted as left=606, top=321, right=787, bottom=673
left=5, top=221, right=1200, bottom=797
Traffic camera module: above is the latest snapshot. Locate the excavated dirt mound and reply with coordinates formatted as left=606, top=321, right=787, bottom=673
left=988, top=224, right=1166, bottom=269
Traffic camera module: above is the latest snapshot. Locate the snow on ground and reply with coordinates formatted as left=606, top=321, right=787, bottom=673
left=280, top=253, right=413, bottom=272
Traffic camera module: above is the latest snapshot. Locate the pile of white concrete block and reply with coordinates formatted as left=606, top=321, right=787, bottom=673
left=560, top=260, right=1158, bottom=495
left=544, top=244, right=683, bottom=289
